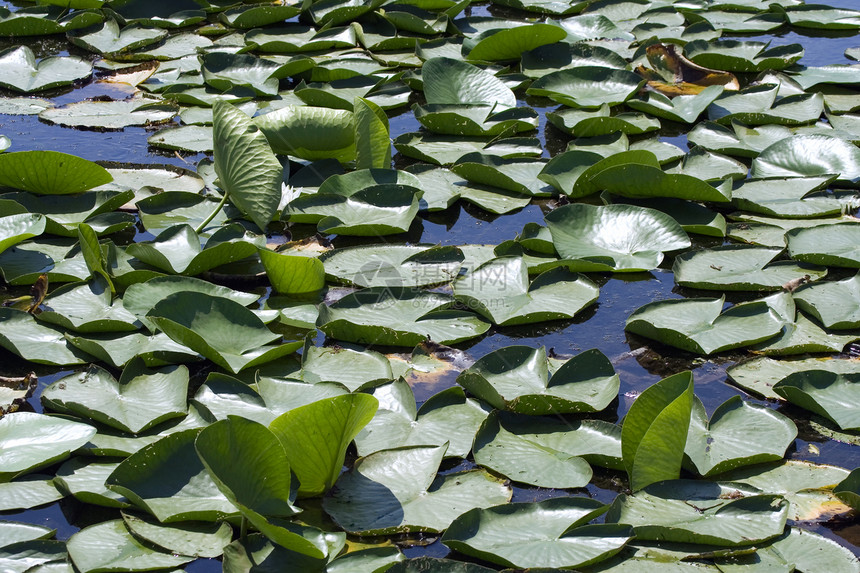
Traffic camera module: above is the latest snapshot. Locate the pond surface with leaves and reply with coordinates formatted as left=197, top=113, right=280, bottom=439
left=0, top=0, right=860, bottom=571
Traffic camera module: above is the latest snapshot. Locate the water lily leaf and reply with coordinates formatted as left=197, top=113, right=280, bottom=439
left=537, top=149, right=603, bottom=196
left=136, top=192, right=228, bottom=236
left=627, top=295, right=786, bottom=355
left=526, top=67, right=645, bottom=109
left=673, top=246, right=827, bottom=291
left=451, top=153, right=550, bottom=196
left=67, top=520, right=193, bottom=573
left=147, top=125, right=213, bottom=153
left=355, top=379, right=487, bottom=458
left=684, top=395, right=796, bottom=477
left=715, top=459, right=852, bottom=524
left=386, top=558, right=497, bottom=573
left=394, top=132, right=542, bottom=165
left=213, top=101, right=282, bottom=232
left=322, top=244, right=463, bottom=288
left=323, top=444, right=511, bottom=535
left=35, top=275, right=136, bottom=333
left=786, top=223, right=860, bottom=268
left=687, top=121, right=794, bottom=158
left=443, top=498, right=629, bottom=569
left=354, top=96, right=391, bottom=170
left=730, top=175, right=857, bottom=218
left=126, top=224, right=258, bottom=275
left=2, top=189, right=134, bottom=237
left=269, top=394, right=377, bottom=498
left=0, top=151, right=111, bottom=195
left=0, top=412, right=95, bottom=482
left=474, top=410, right=623, bottom=478
left=454, top=257, right=599, bottom=326
left=606, top=481, right=789, bottom=546
left=0, top=46, right=91, bottom=93
left=684, top=40, right=803, bottom=72
left=521, top=42, right=628, bottom=79
left=0, top=214, right=45, bottom=256
left=67, top=18, right=166, bottom=56
left=147, top=291, right=300, bottom=374
left=590, top=156, right=732, bottom=203
left=0, top=308, right=91, bottom=365
left=794, top=273, right=860, bottom=330
left=107, top=0, right=205, bottom=28
left=53, top=458, right=128, bottom=508
left=774, top=370, right=860, bottom=431
left=259, top=249, right=325, bottom=296
left=106, top=428, right=239, bottom=522
left=300, top=344, right=392, bottom=390
left=305, top=0, right=384, bottom=27
left=422, top=57, right=515, bottom=108
left=752, top=135, right=860, bottom=186
left=218, top=4, right=301, bottom=29
left=545, top=203, right=690, bottom=272
left=621, top=371, right=694, bottom=492
left=122, top=275, right=259, bottom=332
left=407, top=164, right=532, bottom=213
left=462, top=23, right=567, bottom=62
left=547, top=104, right=660, bottom=137
left=202, top=53, right=280, bottom=97
left=457, top=345, right=618, bottom=414
left=0, top=5, right=103, bottom=36
left=38, top=96, right=176, bottom=130
left=0, top=522, right=53, bottom=548
left=780, top=4, right=860, bottom=30
left=835, top=468, right=860, bottom=511
left=283, top=186, right=419, bottom=236
left=726, top=356, right=860, bottom=400
left=246, top=24, right=356, bottom=54
left=255, top=105, right=355, bottom=163
left=716, top=527, right=860, bottom=573
left=0, top=475, right=63, bottom=511
left=122, top=513, right=233, bottom=559
left=42, top=359, right=188, bottom=434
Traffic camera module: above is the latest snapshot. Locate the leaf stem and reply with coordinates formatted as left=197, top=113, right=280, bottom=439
left=195, top=191, right=229, bottom=234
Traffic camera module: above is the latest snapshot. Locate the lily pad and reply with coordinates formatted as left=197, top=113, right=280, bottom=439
left=38, top=96, right=176, bottom=130
left=526, top=67, right=645, bottom=109
left=322, top=244, right=463, bottom=288
left=626, top=296, right=785, bottom=355
left=53, top=458, right=129, bottom=508
left=422, top=57, right=515, bottom=108
left=0, top=308, right=91, bottom=365
left=0, top=151, right=112, bottom=195
left=122, top=513, right=233, bottom=559
left=726, top=356, right=860, bottom=401
left=752, top=135, right=860, bottom=185
left=457, top=345, right=619, bottom=414
left=545, top=203, right=691, bottom=272
left=0, top=412, right=96, bottom=482
left=42, top=359, right=188, bottom=434
left=67, top=18, right=166, bottom=56
left=673, top=246, right=827, bottom=291
left=255, top=105, right=355, bottom=163
left=0, top=46, right=91, bottom=93
left=773, top=370, right=860, bottom=431
left=684, top=40, right=804, bottom=73
left=66, top=520, right=193, bottom=573
left=786, top=223, right=860, bottom=268
left=442, top=497, right=630, bottom=570
left=627, top=85, right=725, bottom=124
left=794, top=273, right=860, bottom=330
left=323, top=444, right=511, bottom=535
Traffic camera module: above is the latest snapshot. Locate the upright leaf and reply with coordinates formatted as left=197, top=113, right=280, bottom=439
left=353, top=97, right=391, bottom=170
left=621, top=371, right=695, bottom=491
left=212, top=101, right=282, bottom=232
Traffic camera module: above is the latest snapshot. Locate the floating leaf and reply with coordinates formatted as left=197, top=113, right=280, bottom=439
left=726, top=356, right=860, bottom=401
left=794, top=273, right=860, bottom=330
left=526, top=67, right=645, bottom=109
left=323, top=444, right=511, bottom=535
left=421, top=57, right=515, bottom=108
left=122, top=513, right=233, bottom=559
left=255, top=105, right=355, bottom=163
left=0, top=151, right=111, bottom=195
left=684, top=40, right=803, bottom=73
left=0, top=412, right=95, bottom=482
left=66, top=520, right=193, bottom=573
left=0, top=308, right=90, bottom=365
left=786, top=223, right=860, bottom=268
left=752, top=135, right=860, bottom=184
left=0, top=46, right=91, bottom=93
left=773, top=370, right=860, bottom=431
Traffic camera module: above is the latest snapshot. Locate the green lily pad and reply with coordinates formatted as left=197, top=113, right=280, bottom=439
left=628, top=85, right=725, bottom=124
left=521, top=42, right=628, bottom=79
left=0, top=213, right=45, bottom=256
left=0, top=5, right=103, bottom=36
left=726, top=356, right=860, bottom=400
left=684, top=395, right=796, bottom=477
left=730, top=175, right=857, bottom=218
left=457, top=345, right=619, bottom=414
left=299, top=344, right=392, bottom=390
left=773, top=370, right=860, bottom=431
left=126, top=224, right=259, bottom=275
left=715, top=527, right=860, bottom=573
left=42, top=359, right=188, bottom=434
left=147, top=125, right=213, bottom=153
left=673, top=246, right=827, bottom=291
left=147, top=291, right=301, bottom=374
left=0, top=308, right=91, bottom=365
left=626, top=295, right=786, bottom=355
left=245, top=24, right=357, bottom=54
left=0, top=412, right=95, bottom=482
left=35, top=276, right=137, bottom=333
left=0, top=476, right=64, bottom=511
left=323, top=444, right=511, bottom=535
left=38, top=96, right=176, bottom=130
left=106, top=428, right=238, bottom=522
left=794, top=273, right=860, bottom=330
left=443, top=498, right=630, bottom=570
left=66, top=520, right=193, bottom=573
left=545, top=203, right=690, bottom=272
left=786, top=223, right=860, bottom=268
left=53, top=458, right=129, bottom=508
left=451, top=153, right=550, bottom=196
left=687, top=121, right=794, bottom=158
left=453, top=258, right=598, bottom=326
left=835, top=468, right=860, bottom=511
left=394, top=132, right=542, bottom=165
left=752, top=135, right=860, bottom=184
left=422, top=57, right=516, bottom=108
left=413, top=104, right=538, bottom=137
left=321, top=244, right=463, bottom=288
left=462, top=23, right=568, bottom=62
left=255, top=105, right=355, bottom=163
left=355, top=380, right=487, bottom=458
left=526, top=66, right=645, bottom=109
left=547, top=104, right=660, bottom=137
left=780, top=4, right=860, bottom=30
left=0, top=46, right=91, bottom=93
left=67, top=18, right=166, bottom=56
left=218, top=4, right=301, bottom=29
left=606, top=480, right=789, bottom=546
left=684, top=40, right=803, bottom=72
left=0, top=151, right=111, bottom=195
left=0, top=522, right=53, bottom=548
left=122, top=513, right=233, bottom=559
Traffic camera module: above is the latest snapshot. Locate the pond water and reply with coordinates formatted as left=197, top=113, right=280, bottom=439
left=1, top=0, right=860, bottom=569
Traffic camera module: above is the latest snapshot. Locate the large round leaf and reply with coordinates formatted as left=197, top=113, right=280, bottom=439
left=526, top=67, right=645, bottom=109
left=66, top=520, right=193, bottom=573
left=794, top=273, right=860, bottom=329
left=0, top=46, right=91, bottom=93
left=463, top=23, right=567, bottom=62
left=442, top=498, right=629, bottom=569
left=421, top=57, right=515, bottom=108
left=39, top=97, right=177, bottom=130
left=0, top=150, right=111, bottom=195
left=545, top=203, right=690, bottom=272
left=0, top=213, right=45, bottom=255
left=254, top=105, right=355, bottom=162
left=42, top=359, right=188, bottom=434
left=457, top=345, right=618, bottom=414
left=0, top=412, right=95, bottom=482
left=323, top=444, right=511, bottom=535
left=321, top=244, right=463, bottom=288
left=0, top=308, right=91, bottom=365
left=122, top=513, right=233, bottom=560
left=684, top=395, right=796, bottom=477
left=752, top=135, right=860, bottom=184
left=773, top=370, right=860, bottom=431
left=786, top=223, right=860, bottom=268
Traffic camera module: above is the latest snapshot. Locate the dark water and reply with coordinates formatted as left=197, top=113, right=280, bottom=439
left=1, top=0, right=860, bottom=566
